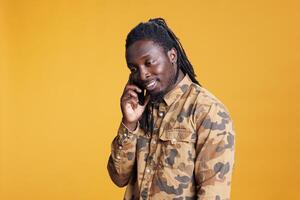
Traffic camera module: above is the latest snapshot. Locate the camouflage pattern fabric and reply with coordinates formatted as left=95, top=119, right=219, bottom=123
left=107, top=75, right=235, bottom=200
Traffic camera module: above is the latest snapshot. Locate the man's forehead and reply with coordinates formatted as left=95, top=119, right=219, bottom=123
left=126, top=40, right=163, bottom=62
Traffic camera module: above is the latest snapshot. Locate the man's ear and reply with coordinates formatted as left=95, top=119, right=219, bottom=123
left=167, top=47, right=177, bottom=64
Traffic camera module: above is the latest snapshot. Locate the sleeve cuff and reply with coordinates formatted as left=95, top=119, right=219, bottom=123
left=120, top=121, right=140, bottom=135
left=116, top=121, right=140, bottom=146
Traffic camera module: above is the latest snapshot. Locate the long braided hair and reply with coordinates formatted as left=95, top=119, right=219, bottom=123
left=125, top=18, right=201, bottom=134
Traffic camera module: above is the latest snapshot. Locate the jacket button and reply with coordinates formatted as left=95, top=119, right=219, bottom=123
left=158, top=111, right=164, bottom=117
left=171, top=138, right=177, bottom=144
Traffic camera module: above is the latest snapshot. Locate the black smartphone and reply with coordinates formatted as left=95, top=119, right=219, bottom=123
left=129, top=74, right=145, bottom=105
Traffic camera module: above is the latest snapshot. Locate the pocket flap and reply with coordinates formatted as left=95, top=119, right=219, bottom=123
left=159, top=129, right=196, bottom=143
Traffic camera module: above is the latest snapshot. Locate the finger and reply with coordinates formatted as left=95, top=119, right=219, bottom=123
left=121, top=95, right=138, bottom=104
left=124, top=98, right=139, bottom=109
left=124, top=84, right=142, bottom=93
left=126, top=90, right=138, bottom=99
left=121, top=92, right=139, bottom=103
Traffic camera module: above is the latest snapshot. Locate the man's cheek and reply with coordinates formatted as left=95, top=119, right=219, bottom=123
left=154, top=64, right=165, bottom=74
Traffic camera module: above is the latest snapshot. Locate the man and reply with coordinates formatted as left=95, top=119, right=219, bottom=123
left=107, top=18, right=235, bottom=200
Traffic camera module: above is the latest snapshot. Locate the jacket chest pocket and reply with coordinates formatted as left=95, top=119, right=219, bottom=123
left=158, top=129, right=196, bottom=170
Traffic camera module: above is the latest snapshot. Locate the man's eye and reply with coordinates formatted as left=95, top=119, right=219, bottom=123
left=145, top=61, right=152, bottom=66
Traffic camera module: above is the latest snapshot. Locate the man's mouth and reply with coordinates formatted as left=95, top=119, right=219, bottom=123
left=144, top=80, right=157, bottom=91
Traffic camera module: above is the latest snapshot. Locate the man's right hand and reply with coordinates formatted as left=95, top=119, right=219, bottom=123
left=120, top=83, right=150, bottom=131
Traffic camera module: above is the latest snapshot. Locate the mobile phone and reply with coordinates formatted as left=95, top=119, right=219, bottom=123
left=129, top=74, right=145, bottom=105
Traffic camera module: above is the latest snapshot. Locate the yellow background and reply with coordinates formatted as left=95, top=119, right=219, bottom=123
left=1, top=0, right=299, bottom=199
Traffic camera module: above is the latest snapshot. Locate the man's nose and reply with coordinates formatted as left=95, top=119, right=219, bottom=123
left=139, top=66, right=150, bottom=81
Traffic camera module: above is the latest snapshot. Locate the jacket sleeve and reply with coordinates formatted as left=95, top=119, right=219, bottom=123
left=107, top=122, right=144, bottom=187
left=194, top=102, right=235, bottom=200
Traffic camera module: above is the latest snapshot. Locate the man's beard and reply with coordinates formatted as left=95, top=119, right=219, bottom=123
left=148, top=68, right=179, bottom=104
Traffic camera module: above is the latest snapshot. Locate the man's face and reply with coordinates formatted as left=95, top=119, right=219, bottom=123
left=126, top=40, right=177, bottom=97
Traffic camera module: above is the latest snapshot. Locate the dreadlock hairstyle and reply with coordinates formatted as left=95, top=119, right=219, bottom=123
left=125, top=18, right=201, bottom=135
left=126, top=18, right=200, bottom=85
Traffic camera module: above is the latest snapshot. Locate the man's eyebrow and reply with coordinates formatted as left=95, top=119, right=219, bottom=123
left=127, top=54, right=152, bottom=67
left=139, top=54, right=151, bottom=59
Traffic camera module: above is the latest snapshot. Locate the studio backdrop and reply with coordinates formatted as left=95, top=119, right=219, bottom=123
left=0, top=0, right=299, bottom=199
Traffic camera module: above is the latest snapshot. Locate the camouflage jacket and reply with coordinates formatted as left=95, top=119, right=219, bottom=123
left=107, top=75, right=235, bottom=200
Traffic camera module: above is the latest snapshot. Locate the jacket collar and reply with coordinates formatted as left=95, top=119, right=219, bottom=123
left=163, top=74, right=193, bottom=106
